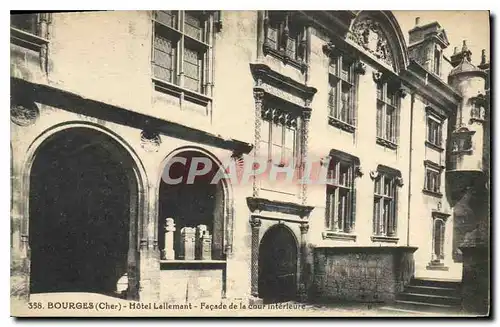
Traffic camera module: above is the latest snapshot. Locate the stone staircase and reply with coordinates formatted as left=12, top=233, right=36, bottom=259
left=380, top=278, right=464, bottom=316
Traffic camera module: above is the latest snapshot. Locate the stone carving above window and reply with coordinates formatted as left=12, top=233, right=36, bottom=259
left=11, top=102, right=39, bottom=126
left=140, top=130, right=162, bottom=152
left=349, top=18, right=394, bottom=68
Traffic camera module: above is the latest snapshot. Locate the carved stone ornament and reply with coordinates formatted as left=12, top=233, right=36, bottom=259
left=11, top=102, right=40, bottom=126
left=372, top=71, right=384, bottom=84
left=354, top=165, right=364, bottom=178
left=395, top=176, right=404, bottom=187
left=349, top=18, right=394, bottom=68
left=397, top=88, right=407, bottom=99
left=369, top=170, right=379, bottom=180
left=354, top=61, right=367, bottom=75
left=140, top=130, right=161, bottom=152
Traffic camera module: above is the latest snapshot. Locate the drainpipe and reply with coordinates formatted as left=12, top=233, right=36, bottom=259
left=406, top=92, right=415, bottom=246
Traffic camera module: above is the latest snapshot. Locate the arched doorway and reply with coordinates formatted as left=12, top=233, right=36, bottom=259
left=28, top=128, right=140, bottom=298
left=258, top=225, right=298, bottom=303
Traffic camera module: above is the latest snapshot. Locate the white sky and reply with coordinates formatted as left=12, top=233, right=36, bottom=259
left=394, top=11, right=490, bottom=65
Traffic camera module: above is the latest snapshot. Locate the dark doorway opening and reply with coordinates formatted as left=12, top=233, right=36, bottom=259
left=29, top=128, right=137, bottom=298
left=258, top=225, right=298, bottom=303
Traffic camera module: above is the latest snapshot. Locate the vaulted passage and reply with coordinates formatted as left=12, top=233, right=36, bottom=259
left=258, top=225, right=298, bottom=303
left=29, top=128, right=139, bottom=297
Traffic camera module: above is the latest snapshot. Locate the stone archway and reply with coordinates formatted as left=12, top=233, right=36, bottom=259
left=27, top=127, right=143, bottom=299
left=258, top=224, right=298, bottom=303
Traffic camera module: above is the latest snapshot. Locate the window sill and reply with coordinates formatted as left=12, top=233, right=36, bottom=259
left=371, top=235, right=399, bottom=243
left=263, top=46, right=308, bottom=73
left=376, top=137, right=398, bottom=150
left=451, top=149, right=473, bottom=156
left=328, top=116, right=355, bottom=133
left=470, top=117, right=486, bottom=124
left=152, top=77, right=212, bottom=106
left=425, top=141, right=444, bottom=153
left=322, top=231, right=357, bottom=241
left=10, top=27, right=49, bottom=52
left=422, top=189, right=443, bottom=198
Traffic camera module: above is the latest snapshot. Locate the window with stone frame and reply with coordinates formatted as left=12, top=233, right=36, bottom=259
left=11, top=13, right=39, bottom=35
left=427, top=115, right=443, bottom=148
left=376, top=81, right=400, bottom=148
left=152, top=11, right=215, bottom=95
left=328, top=54, right=357, bottom=131
left=432, top=218, right=445, bottom=262
left=325, top=153, right=359, bottom=234
left=372, top=168, right=401, bottom=239
left=263, top=11, right=307, bottom=71
left=259, top=102, right=298, bottom=167
left=423, top=161, right=443, bottom=196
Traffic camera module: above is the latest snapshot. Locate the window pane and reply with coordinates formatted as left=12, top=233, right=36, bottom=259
left=286, top=35, right=297, bottom=59
left=183, top=47, right=202, bottom=92
left=329, top=58, right=338, bottom=76
left=383, top=199, right=392, bottom=235
left=11, top=14, right=38, bottom=35
left=385, top=106, right=395, bottom=141
left=376, top=102, right=384, bottom=138
left=341, top=60, right=351, bottom=82
left=284, top=126, right=295, bottom=161
left=339, top=163, right=351, bottom=187
left=374, top=177, right=381, bottom=195
left=376, top=83, right=383, bottom=100
left=338, top=189, right=350, bottom=231
left=153, top=34, right=176, bottom=83
left=156, top=11, right=177, bottom=29
left=267, top=25, right=279, bottom=50
left=373, top=198, right=381, bottom=234
left=341, top=83, right=352, bottom=123
left=184, top=11, right=205, bottom=41
left=328, top=77, right=338, bottom=117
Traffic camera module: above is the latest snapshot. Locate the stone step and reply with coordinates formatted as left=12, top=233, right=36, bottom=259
left=405, top=285, right=458, bottom=297
left=378, top=306, right=436, bottom=316
left=410, top=278, right=461, bottom=290
left=392, top=299, right=462, bottom=313
left=398, top=292, right=462, bottom=306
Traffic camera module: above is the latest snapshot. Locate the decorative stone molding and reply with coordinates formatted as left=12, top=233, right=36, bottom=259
left=140, top=130, right=161, bottom=152
left=348, top=18, right=394, bottom=68
left=249, top=217, right=262, bottom=229
left=369, top=170, right=379, bottom=180
left=11, top=102, right=39, bottom=126
left=354, top=165, right=364, bottom=178
left=354, top=61, right=367, bottom=75
left=300, top=223, right=310, bottom=234
left=397, top=88, right=407, bottom=99
left=372, top=71, right=385, bottom=84
left=395, top=176, right=404, bottom=187
left=246, top=197, right=314, bottom=219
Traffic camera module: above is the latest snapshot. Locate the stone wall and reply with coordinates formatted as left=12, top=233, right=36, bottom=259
left=312, top=247, right=416, bottom=303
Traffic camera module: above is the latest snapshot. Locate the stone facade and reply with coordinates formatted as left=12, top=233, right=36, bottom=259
left=10, top=10, right=489, bottom=311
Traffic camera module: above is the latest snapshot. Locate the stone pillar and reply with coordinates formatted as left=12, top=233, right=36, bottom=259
left=300, top=108, right=312, bottom=205
left=298, top=222, right=310, bottom=301
left=252, top=88, right=265, bottom=197
left=162, top=218, right=176, bottom=260
left=179, top=227, right=196, bottom=260
left=249, top=217, right=262, bottom=297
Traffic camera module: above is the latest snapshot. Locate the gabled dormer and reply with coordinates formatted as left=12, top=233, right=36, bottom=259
left=408, top=17, right=450, bottom=78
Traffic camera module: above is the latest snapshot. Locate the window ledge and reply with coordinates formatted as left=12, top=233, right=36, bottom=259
left=425, top=141, right=444, bottom=152
left=322, top=231, right=357, bottom=241
left=371, top=235, right=399, bottom=243
left=422, top=189, right=443, bottom=198
left=152, top=77, right=212, bottom=106
left=470, top=117, right=486, bottom=124
left=263, top=46, right=308, bottom=73
left=451, top=149, right=473, bottom=156
left=328, top=116, right=355, bottom=133
left=376, top=137, right=398, bottom=150
left=10, top=27, right=49, bottom=52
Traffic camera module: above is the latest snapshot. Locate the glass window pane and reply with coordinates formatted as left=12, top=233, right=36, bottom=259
left=376, top=102, right=384, bottom=138
left=341, top=60, right=351, bottom=82
left=184, top=11, right=205, bottom=41
left=329, top=58, right=338, bottom=76
left=286, top=36, right=297, bottom=59
left=267, top=26, right=279, bottom=50
left=156, top=11, right=177, bottom=29
left=183, top=47, right=202, bottom=92
left=373, top=199, right=380, bottom=234
left=328, top=78, right=338, bottom=117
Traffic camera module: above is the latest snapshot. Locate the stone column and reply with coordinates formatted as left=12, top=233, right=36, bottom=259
left=300, top=108, right=312, bottom=205
left=162, top=218, right=176, bottom=260
left=252, top=87, right=265, bottom=198
left=249, top=217, right=262, bottom=297
left=298, top=223, right=310, bottom=301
